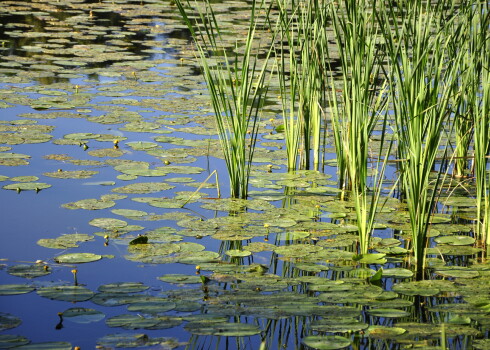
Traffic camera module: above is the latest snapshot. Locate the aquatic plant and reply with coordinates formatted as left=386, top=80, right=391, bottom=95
left=378, top=0, right=465, bottom=278
left=174, top=0, right=272, bottom=198
left=273, top=0, right=329, bottom=171
left=329, top=0, right=390, bottom=254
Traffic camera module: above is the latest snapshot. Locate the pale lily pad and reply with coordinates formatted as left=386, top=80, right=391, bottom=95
left=10, top=176, right=38, bottom=182
left=367, top=308, right=410, bottom=318
left=98, top=282, right=149, bottom=294
left=43, top=170, right=98, bottom=179
left=106, top=314, right=182, bottom=330
left=37, top=286, right=94, bottom=302
left=434, top=235, right=475, bottom=246
left=7, top=264, right=50, bottom=278
left=126, top=141, right=159, bottom=150
left=310, top=318, right=368, bottom=333
left=0, top=334, right=30, bottom=348
left=62, top=308, right=105, bottom=324
left=111, top=209, right=148, bottom=217
left=89, top=218, right=128, bottom=230
left=0, top=284, right=35, bottom=295
left=225, top=249, right=252, bottom=257
left=3, top=182, right=51, bottom=191
left=158, top=274, right=202, bottom=284
left=62, top=199, right=116, bottom=210
left=434, top=267, right=480, bottom=278
left=381, top=268, right=414, bottom=278
left=55, top=253, right=102, bottom=264
left=37, top=233, right=94, bottom=249
left=112, top=182, right=174, bottom=193
left=301, top=335, right=351, bottom=349
left=87, top=148, right=124, bottom=158
left=184, top=321, right=261, bottom=336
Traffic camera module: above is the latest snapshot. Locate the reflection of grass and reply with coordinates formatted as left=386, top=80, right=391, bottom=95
left=174, top=0, right=272, bottom=198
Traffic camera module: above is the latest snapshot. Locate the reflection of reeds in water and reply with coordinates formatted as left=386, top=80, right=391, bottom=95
left=174, top=0, right=272, bottom=199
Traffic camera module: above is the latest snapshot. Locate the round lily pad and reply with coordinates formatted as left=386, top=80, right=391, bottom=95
left=434, top=235, right=475, bottom=246
left=367, top=308, right=410, bottom=318
left=225, top=249, right=252, bottom=257
left=37, top=286, right=94, bottom=302
left=55, top=253, right=102, bottom=264
left=3, top=182, right=51, bottom=192
left=0, top=334, right=30, bottom=348
left=301, top=335, right=351, bottom=349
left=0, top=313, right=22, bottom=331
left=381, top=268, right=414, bottom=278
left=367, top=325, right=406, bottom=339
left=7, top=264, right=50, bottom=278
left=98, top=282, right=149, bottom=294
left=0, top=284, right=35, bottom=295
left=37, top=233, right=94, bottom=249
left=62, top=308, right=105, bottom=324
left=89, top=218, right=128, bottom=230
left=62, top=199, right=116, bottom=210
left=14, top=342, right=72, bottom=350
left=157, top=274, right=202, bottom=284
left=43, top=170, right=98, bottom=179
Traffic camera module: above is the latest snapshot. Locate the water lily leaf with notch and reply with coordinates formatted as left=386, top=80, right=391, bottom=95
left=302, top=335, right=351, bottom=350
left=62, top=199, right=115, bottom=210
left=37, top=233, right=94, bottom=249
left=158, top=274, right=202, bottom=284
left=62, top=308, right=105, bottom=324
left=0, top=334, right=30, bottom=348
left=225, top=249, right=252, bottom=258
left=55, top=253, right=102, bottom=264
left=37, top=286, right=94, bottom=302
left=3, top=182, right=51, bottom=191
left=366, top=325, right=406, bottom=339
left=13, top=342, right=72, bottom=350
left=7, top=264, right=50, bottom=278
left=184, top=321, right=261, bottom=336
left=43, top=170, right=98, bottom=179
left=0, top=284, right=35, bottom=295
left=354, top=253, right=387, bottom=264
left=434, top=235, right=475, bottom=246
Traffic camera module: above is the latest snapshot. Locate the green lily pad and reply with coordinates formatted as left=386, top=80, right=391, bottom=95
left=0, top=313, right=22, bottom=331
left=367, top=308, right=410, bottom=318
left=225, top=249, right=252, bottom=257
left=434, top=235, right=476, bottom=246
left=97, top=333, right=181, bottom=349
left=434, top=267, right=480, bottom=278
left=112, top=209, right=148, bottom=217
left=184, top=321, right=261, bottom=336
left=7, top=264, right=50, bottom=278
left=310, top=318, right=368, bottom=333
left=301, top=335, right=351, bottom=349
left=10, top=176, right=39, bottom=182
left=381, top=268, right=414, bottom=278
left=37, top=233, right=94, bottom=249
left=37, top=286, right=94, bottom=302
left=55, top=253, right=102, bottom=264
left=0, top=284, right=35, bottom=295
left=43, top=170, right=98, bottom=179
left=367, top=325, right=406, bottom=339
left=89, top=218, right=128, bottom=230
left=158, top=274, right=202, bottom=284
left=98, top=282, right=149, bottom=294
left=62, top=199, right=116, bottom=210
left=14, top=342, right=72, bottom=350
left=3, top=182, right=51, bottom=191
left=62, top=308, right=105, bottom=324
left=112, top=182, right=175, bottom=194
left=0, top=334, right=30, bottom=348
left=106, top=314, right=182, bottom=330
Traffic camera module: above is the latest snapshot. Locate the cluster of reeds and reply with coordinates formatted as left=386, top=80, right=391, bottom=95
left=175, top=0, right=490, bottom=274
left=174, top=0, right=272, bottom=199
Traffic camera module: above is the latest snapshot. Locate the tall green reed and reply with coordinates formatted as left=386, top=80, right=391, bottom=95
left=273, top=0, right=329, bottom=171
left=329, top=0, right=389, bottom=255
left=378, top=0, right=465, bottom=279
left=174, top=0, right=272, bottom=198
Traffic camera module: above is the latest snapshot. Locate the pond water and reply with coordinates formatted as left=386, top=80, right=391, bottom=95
left=1, top=1, right=489, bottom=349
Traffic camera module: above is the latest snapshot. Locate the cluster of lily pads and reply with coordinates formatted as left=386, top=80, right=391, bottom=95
left=1, top=0, right=490, bottom=349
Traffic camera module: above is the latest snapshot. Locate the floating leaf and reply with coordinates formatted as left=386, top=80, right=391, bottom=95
left=382, top=268, right=414, bottom=278
left=0, top=313, right=22, bottom=331
left=367, top=308, right=410, bottom=318
left=14, top=342, right=72, bottom=350
left=0, top=334, right=30, bottom=348
left=37, top=286, right=94, bottom=302
left=62, top=308, right=105, bottom=324
left=7, top=264, right=50, bottom=278
left=0, top=284, right=35, bottom=295
left=3, top=182, right=51, bottom=191
left=43, top=170, right=98, bottom=179
left=434, top=235, right=475, bottom=246
left=367, top=325, right=406, bottom=339
left=37, top=233, right=94, bottom=249
left=62, top=199, right=115, bottom=210
left=89, top=218, right=128, bottom=230
left=98, top=282, right=149, bottom=294
left=158, top=274, right=202, bottom=284
left=184, top=321, right=261, bottom=336
left=55, top=253, right=102, bottom=264
left=301, top=335, right=351, bottom=349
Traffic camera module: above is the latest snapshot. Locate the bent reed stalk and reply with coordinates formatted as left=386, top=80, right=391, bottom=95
left=174, top=0, right=272, bottom=199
